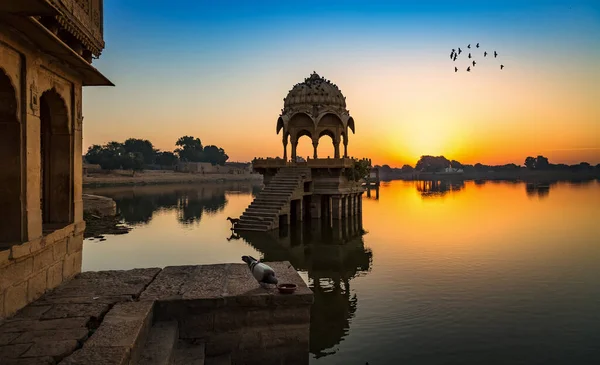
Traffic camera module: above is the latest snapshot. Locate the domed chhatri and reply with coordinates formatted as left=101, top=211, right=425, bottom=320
left=277, top=72, right=355, bottom=161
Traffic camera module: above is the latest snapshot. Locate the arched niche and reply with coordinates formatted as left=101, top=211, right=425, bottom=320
left=40, top=88, right=73, bottom=227
left=0, top=68, right=22, bottom=243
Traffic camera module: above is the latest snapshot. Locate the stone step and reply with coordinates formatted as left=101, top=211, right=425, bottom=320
left=242, top=211, right=277, bottom=218
left=250, top=201, right=284, bottom=207
left=135, top=320, right=179, bottom=365
left=254, top=196, right=288, bottom=202
left=259, top=192, right=290, bottom=198
left=240, top=214, right=276, bottom=223
left=205, top=353, right=231, bottom=365
left=171, top=340, right=205, bottom=365
left=235, top=222, right=272, bottom=231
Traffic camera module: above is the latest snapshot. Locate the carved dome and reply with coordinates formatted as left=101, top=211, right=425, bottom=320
left=283, top=72, right=346, bottom=110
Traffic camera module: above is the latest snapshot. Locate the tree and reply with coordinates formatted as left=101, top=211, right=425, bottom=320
left=121, top=152, right=144, bottom=173
left=345, top=158, right=371, bottom=181
left=535, top=155, right=550, bottom=170
left=203, top=145, right=229, bottom=166
left=175, top=136, right=203, bottom=162
left=401, top=164, right=414, bottom=173
left=155, top=151, right=178, bottom=167
left=415, top=155, right=450, bottom=172
left=525, top=156, right=536, bottom=169
left=123, top=138, right=156, bottom=165
left=450, top=160, right=464, bottom=169
left=84, top=144, right=104, bottom=165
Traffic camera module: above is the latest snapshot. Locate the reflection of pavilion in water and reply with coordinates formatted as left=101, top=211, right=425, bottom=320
left=85, top=182, right=255, bottom=226
left=415, top=179, right=465, bottom=198
left=238, top=215, right=372, bottom=359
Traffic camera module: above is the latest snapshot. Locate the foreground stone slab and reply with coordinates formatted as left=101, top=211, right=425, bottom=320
left=59, top=347, right=130, bottom=365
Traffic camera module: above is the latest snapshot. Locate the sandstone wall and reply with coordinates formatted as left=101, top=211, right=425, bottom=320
left=0, top=222, right=85, bottom=320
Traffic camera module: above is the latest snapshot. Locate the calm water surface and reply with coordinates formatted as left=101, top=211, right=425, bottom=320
left=83, top=180, right=600, bottom=365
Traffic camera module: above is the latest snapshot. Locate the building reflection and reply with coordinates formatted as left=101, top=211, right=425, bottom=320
left=85, top=182, right=257, bottom=226
left=238, top=215, right=372, bottom=359
left=415, top=179, right=465, bottom=198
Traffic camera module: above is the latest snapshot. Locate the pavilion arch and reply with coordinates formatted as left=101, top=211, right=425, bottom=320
left=276, top=116, right=284, bottom=134
left=316, top=113, right=344, bottom=128
left=288, top=112, right=315, bottom=129
left=317, top=129, right=337, bottom=158
left=40, top=88, right=73, bottom=227
left=0, top=67, right=22, bottom=243
left=290, top=129, right=313, bottom=161
left=348, top=117, right=355, bottom=134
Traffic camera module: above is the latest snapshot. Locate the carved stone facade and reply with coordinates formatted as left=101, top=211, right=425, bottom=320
left=0, top=0, right=110, bottom=319
left=277, top=72, right=356, bottom=161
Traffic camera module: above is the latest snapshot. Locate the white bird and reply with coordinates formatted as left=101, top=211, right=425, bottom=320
left=242, top=255, right=278, bottom=287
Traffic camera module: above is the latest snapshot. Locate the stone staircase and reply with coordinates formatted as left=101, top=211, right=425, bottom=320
left=235, top=167, right=310, bottom=231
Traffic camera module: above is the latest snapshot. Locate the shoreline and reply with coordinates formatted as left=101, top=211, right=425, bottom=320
left=379, top=170, right=600, bottom=183
left=83, top=171, right=263, bottom=188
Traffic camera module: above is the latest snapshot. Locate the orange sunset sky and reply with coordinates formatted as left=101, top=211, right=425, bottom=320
left=82, top=1, right=600, bottom=167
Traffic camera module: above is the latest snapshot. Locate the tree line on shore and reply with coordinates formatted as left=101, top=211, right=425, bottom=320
left=376, top=155, right=600, bottom=174
left=84, top=136, right=229, bottom=171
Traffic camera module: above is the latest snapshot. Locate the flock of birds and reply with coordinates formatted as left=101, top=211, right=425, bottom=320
left=450, top=43, right=504, bottom=73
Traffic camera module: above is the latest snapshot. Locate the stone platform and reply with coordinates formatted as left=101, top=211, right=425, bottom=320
left=0, top=262, right=313, bottom=365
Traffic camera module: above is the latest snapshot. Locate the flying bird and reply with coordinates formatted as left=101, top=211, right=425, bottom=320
left=500, top=65, right=504, bottom=70
left=476, top=43, right=480, bottom=48
left=453, top=54, right=457, bottom=61
left=468, top=44, right=471, bottom=49
left=242, top=255, right=278, bottom=287
left=468, top=53, right=472, bottom=59
left=494, top=51, right=498, bottom=58
left=484, top=51, right=487, bottom=57
left=450, top=50, right=454, bottom=60
left=472, top=60, right=476, bottom=66
left=455, top=67, right=458, bottom=72
left=467, top=66, right=471, bottom=72
left=458, top=47, right=462, bottom=54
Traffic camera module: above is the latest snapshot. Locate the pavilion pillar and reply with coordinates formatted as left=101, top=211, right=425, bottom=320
left=283, top=138, right=288, bottom=161
left=310, top=194, right=322, bottom=218
left=312, top=140, right=318, bottom=159
left=291, top=138, right=297, bottom=162
left=341, top=195, right=349, bottom=217
left=331, top=195, right=342, bottom=219
left=295, top=199, right=303, bottom=221
left=334, top=138, right=340, bottom=158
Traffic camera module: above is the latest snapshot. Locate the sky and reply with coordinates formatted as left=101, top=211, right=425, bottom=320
left=83, top=0, right=600, bottom=167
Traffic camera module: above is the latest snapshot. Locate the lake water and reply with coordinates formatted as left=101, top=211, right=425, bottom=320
left=83, top=180, right=600, bottom=365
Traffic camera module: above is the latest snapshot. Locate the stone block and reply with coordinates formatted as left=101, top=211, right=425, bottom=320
left=46, top=260, right=64, bottom=289
left=203, top=331, right=240, bottom=356
left=258, top=323, right=310, bottom=349
left=0, top=343, right=32, bottom=358
left=177, top=312, right=214, bottom=339
left=1, top=248, right=11, bottom=267
left=27, top=269, right=47, bottom=302
left=245, top=309, right=272, bottom=327
left=271, top=306, right=311, bottom=325
left=0, top=291, right=4, bottom=319
left=12, top=304, right=51, bottom=320
left=85, top=301, right=153, bottom=350
left=0, top=332, right=20, bottom=346
left=0, top=258, right=33, bottom=291
left=11, top=328, right=89, bottom=344
left=2, top=356, right=55, bottom=364
left=67, top=234, right=83, bottom=255
left=52, top=238, right=68, bottom=261
left=139, top=265, right=195, bottom=301
left=0, top=317, right=89, bottom=333
left=60, top=346, right=130, bottom=365
left=40, top=303, right=109, bottom=320
left=29, top=237, right=44, bottom=254
left=32, top=247, right=54, bottom=272
left=20, top=339, right=78, bottom=358
left=213, top=309, right=246, bottom=332
left=10, top=241, right=32, bottom=260
left=74, top=221, right=86, bottom=235
left=63, top=250, right=83, bottom=280
left=4, top=281, right=28, bottom=318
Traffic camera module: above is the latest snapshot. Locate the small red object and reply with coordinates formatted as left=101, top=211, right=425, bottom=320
left=277, top=283, right=297, bottom=294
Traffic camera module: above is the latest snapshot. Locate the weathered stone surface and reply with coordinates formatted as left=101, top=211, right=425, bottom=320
left=74, top=221, right=86, bottom=235
left=10, top=242, right=32, bottom=260
left=0, top=258, right=33, bottom=291
left=139, top=266, right=196, bottom=301
left=11, top=328, right=89, bottom=344
left=63, top=251, right=83, bottom=280
left=12, top=304, right=52, bottom=320
left=32, top=247, right=54, bottom=273
left=0, top=317, right=89, bottom=333
left=4, top=281, right=29, bottom=318
left=0, top=343, right=32, bottom=358
left=29, top=238, right=45, bottom=254
left=183, top=265, right=228, bottom=300
left=52, top=238, right=68, bottom=261
left=34, top=295, right=132, bottom=306
left=257, top=323, right=310, bottom=349
left=178, top=312, right=215, bottom=339
left=205, top=353, right=232, bottom=365
left=0, top=332, right=20, bottom=346
left=0, top=248, right=10, bottom=267
left=60, top=346, right=130, bottom=365
left=85, top=301, right=153, bottom=348
left=27, top=269, right=47, bottom=302
left=40, top=303, right=109, bottom=320
left=204, top=331, right=240, bottom=356
left=135, top=320, right=178, bottom=365
left=47, top=261, right=64, bottom=289
left=67, top=235, right=84, bottom=255
left=20, top=339, right=78, bottom=358
left=2, top=356, right=55, bottom=365
left=46, top=268, right=160, bottom=300
left=171, top=340, right=205, bottom=365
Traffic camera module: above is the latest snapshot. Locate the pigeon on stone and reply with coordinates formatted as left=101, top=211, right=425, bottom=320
left=242, top=255, right=278, bottom=287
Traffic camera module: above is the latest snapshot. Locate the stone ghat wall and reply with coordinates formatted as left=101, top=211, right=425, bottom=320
left=0, top=262, right=313, bottom=365
left=0, top=223, right=85, bottom=320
